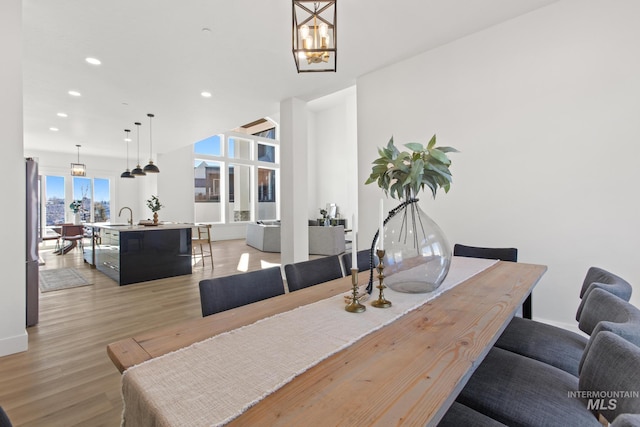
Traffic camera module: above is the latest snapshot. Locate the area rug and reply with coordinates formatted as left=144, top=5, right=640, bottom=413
left=39, top=268, right=93, bottom=292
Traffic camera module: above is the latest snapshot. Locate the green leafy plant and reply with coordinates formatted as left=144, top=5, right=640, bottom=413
left=319, top=208, right=328, bottom=219
left=146, top=195, right=163, bottom=213
left=365, top=135, right=459, bottom=199
left=69, top=200, right=82, bottom=213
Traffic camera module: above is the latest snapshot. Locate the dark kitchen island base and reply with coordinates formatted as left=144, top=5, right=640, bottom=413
left=85, top=223, right=192, bottom=285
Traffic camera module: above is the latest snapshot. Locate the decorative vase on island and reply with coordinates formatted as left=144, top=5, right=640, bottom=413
left=153, top=212, right=158, bottom=225
left=381, top=198, right=451, bottom=293
left=73, top=212, right=81, bottom=225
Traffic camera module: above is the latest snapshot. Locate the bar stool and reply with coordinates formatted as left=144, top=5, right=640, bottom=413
left=192, top=224, right=213, bottom=269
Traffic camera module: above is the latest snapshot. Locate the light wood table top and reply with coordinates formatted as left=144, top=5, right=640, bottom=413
left=108, top=261, right=546, bottom=426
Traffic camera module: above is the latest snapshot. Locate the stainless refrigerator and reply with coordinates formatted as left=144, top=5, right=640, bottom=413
left=26, top=157, right=39, bottom=326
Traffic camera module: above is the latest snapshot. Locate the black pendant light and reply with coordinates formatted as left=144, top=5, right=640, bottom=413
left=143, top=113, right=160, bottom=173
left=120, top=129, right=135, bottom=178
left=131, top=121, right=146, bottom=176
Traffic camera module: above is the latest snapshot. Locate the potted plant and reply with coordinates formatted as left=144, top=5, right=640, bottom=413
left=146, top=195, right=163, bottom=225
left=365, top=135, right=458, bottom=293
left=69, top=200, right=83, bottom=225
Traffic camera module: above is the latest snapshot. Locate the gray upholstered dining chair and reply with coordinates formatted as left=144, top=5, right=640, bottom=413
left=611, top=414, right=640, bottom=427
left=576, top=288, right=640, bottom=373
left=495, top=267, right=633, bottom=376
left=340, top=249, right=372, bottom=274
left=284, top=256, right=343, bottom=292
left=454, top=328, right=640, bottom=426
left=198, top=266, right=285, bottom=317
left=437, top=401, right=506, bottom=426
left=575, top=266, right=633, bottom=320
left=0, top=406, right=12, bottom=427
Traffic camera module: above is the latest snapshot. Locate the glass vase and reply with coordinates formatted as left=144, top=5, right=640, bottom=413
left=381, top=199, right=452, bottom=293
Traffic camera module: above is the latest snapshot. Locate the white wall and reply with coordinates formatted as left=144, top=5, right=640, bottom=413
left=157, top=145, right=193, bottom=223
left=0, top=0, right=28, bottom=356
left=357, top=0, right=640, bottom=326
left=307, top=87, right=359, bottom=233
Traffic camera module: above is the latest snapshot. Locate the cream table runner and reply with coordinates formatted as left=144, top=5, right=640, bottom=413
left=122, top=257, right=498, bottom=427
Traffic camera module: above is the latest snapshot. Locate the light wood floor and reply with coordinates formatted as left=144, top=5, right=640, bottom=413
left=0, top=239, right=281, bottom=426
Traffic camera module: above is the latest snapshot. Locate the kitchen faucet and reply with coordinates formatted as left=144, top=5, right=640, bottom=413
left=118, top=206, right=133, bottom=225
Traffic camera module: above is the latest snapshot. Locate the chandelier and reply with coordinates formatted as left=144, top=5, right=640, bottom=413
left=292, top=1, right=337, bottom=73
left=70, top=144, right=86, bottom=176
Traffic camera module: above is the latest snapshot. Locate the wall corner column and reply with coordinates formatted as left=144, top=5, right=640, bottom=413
left=280, top=98, right=309, bottom=268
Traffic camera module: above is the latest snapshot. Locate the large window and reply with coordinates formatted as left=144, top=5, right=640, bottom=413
left=194, top=129, right=279, bottom=223
left=194, top=160, right=221, bottom=202
left=73, top=177, right=92, bottom=222
left=45, top=175, right=65, bottom=225
left=42, top=175, right=111, bottom=226
left=94, top=178, right=110, bottom=222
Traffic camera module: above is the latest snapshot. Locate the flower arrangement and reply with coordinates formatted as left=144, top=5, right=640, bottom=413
left=319, top=208, right=328, bottom=219
left=146, top=195, right=163, bottom=213
left=365, top=135, right=458, bottom=200
left=69, top=200, right=82, bottom=214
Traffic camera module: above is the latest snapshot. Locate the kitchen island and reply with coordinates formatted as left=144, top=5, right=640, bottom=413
left=84, top=223, right=193, bottom=285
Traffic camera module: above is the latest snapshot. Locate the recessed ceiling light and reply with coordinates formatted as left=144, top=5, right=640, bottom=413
left=86, top=57, right=101, bottom=65
left=201, top=91, right=212, bottom=98
left=201, top=28, right=212, bottom=33
left=49, top=127, right=59, bottom=132
left=57, top=112, right=68, bottom=118
left=68, top=90, right=81, bottom=97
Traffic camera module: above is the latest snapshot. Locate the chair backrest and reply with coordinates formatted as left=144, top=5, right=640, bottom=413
left=579, top=331, right=640, bottom=422
left=453, top=244, right=518, bottom=262
left=579, top=266, right=632, bottom=299
left=578, top=288, right=640, bottom=372
left=61, top=224, right=84, bottom=238
left=193, top=224, right=212, bottom=242
left=284, top=256, right=343, bottom=292
left=611, top=414, right=640, bottom=427
left=575, top=267, right=632, bottom=321
left=341, top=249, right=373, bottom=273
left=198, top=266, right=285, bottom=317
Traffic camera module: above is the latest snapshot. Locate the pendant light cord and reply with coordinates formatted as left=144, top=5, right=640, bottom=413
left=147, top=113, right=154, bottom=160
left=135, top=122, right=141, bottom=164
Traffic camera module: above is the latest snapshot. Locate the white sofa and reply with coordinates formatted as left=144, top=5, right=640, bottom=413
left=246, top=223, right=346, bottom=256
left=246, top=222, right=281, bottom=252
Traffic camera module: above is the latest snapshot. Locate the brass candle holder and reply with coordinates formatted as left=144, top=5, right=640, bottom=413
left=371, top=249, right=392, bottom=308
left=345, top=268, right=366, bottom=313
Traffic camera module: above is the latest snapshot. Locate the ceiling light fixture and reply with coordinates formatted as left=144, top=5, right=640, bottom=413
left=201, top=91, right=212, bottom=98
left=143, top=113, right=160, bottom=173
left=292, top=0, right=337, bottom=73
left=70, top=144, right=86, bottom=176
left=57, top=112, right=68, bottom=118
left=121, top=129, right=135, bottom=179
left=85, top=57, right=102, bottom=65
left=49, top=127, right=59, bottom=132
left=131, top=122, right=146, bottom=176
left=68, top=90, right=82, bottom=97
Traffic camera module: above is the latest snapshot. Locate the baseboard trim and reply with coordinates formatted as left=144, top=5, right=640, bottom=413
left=0, top=330, right=28, bottom=357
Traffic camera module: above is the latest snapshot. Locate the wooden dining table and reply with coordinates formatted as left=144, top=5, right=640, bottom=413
left=108, top=260, right=546, bottom=426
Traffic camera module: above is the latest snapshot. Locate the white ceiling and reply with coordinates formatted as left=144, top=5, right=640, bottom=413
left=23, top=0, right=558, bottom=158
